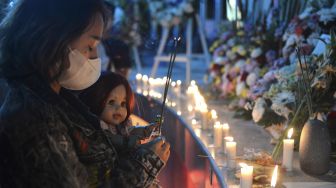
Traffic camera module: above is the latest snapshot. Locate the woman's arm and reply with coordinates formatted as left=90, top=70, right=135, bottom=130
left=109, top=138, right=169, bottom=188
left=0, top=103, right=87, bottom=188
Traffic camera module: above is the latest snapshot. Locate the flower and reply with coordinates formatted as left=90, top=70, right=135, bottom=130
left=271, top=92, right=295, bottom=120
left=251, top=48, right=262, bottom=58
left=246, top=73, right=258, bottom=87
left=317, top=8, right=336, bottom=24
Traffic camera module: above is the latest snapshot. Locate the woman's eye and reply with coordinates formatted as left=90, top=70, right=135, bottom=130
left=108, top=100, right=115, bottom=105
left=88, top=46, right=93, bottom=51
left=121, top=101, right=126, bottom=107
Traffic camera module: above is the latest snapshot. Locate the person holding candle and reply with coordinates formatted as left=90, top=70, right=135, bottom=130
left=0, top=0, right=170, bottom=187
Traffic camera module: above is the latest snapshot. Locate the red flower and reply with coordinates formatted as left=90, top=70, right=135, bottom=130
left=295, top=26, right=304, bottom=36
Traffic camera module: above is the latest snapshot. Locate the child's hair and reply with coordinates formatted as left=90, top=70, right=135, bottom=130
left=79, top=71, right=134, bottom=124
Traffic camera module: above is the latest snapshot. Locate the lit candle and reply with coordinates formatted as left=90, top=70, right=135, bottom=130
left=211, top=109, right=217, bottom=120
left=239, top=163, right=253, bottom=188
left=142, top=75, right=149, bottom=93
left=208, top=144, right=216, bottom=159
left=194, top=127, right=201, bottom=138
left=200, top=107, right=208, bottom=130
left=176, top=80, right=182, bottom=97
left=225, top=137, right=236, bottom=169
left=187, top=105, right=195, bottom=118
left=222, top=123, right=230, bottom=137
left=136, top=73, right=142, bottom=92
left=191, top=119, right=197, bottom=127
left=214, top=121, right=223, bottom=148
left=271, top=165, right=278, bottom=188
left=283, top=128, right=294, bottom=171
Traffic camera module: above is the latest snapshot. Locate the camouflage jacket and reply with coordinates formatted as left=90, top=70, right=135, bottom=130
left=0, top=74, right=164, bottom=188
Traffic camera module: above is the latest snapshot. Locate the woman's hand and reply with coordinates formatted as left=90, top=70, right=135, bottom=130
left=143, top=137, right=170, bottom=163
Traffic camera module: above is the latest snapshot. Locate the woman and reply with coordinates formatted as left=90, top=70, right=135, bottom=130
left=0, top=0, right=170, bottom=187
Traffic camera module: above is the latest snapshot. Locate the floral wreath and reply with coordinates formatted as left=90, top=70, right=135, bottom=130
left=147, top=0, right=195, bottom=27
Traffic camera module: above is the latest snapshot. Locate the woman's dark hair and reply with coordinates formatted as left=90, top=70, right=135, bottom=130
left=0, top=0, right=109, bottom=82
left=79, top=71, right=135, bottom=124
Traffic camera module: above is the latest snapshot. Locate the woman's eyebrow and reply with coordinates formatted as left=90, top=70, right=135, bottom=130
left=90, top=35, right=102, bottom=41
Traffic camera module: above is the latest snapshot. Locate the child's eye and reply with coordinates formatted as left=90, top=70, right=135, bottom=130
left=121, top=101, right=126, bottom=107
left=88, top=46, right=93, bottom=51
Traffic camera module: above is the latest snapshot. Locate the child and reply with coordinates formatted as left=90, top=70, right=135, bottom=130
left=79, top=71, right=159, bottom=149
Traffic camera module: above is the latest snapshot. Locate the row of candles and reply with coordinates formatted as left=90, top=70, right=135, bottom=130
left=134, top=74, right=295, bottom=188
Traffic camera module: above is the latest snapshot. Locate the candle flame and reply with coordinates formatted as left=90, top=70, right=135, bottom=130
left=239, top=163, right=248, bottom=168
left=214, top=121, right=222, bottom=128
left=271, top=165, right=278, bottom=187
left=287, top=128, right=294, bottom=139
left=171, top=81, right=176, bottom=87
left=190, top=80, right=196, bottom=86
left=222, top=123, right=229, bottom=129
left=142, top=75, right=148, bottom=82
left=177, top=111, right=182, bottom=115
left=136, top=73, right=142, bottom=80
left=211, top=110, right=217, bottom=119
left=177, top=80, right=182, bottom=85
left=224, top=136, right=234, bottom=142
left=191, top=119, right=197, bottom=125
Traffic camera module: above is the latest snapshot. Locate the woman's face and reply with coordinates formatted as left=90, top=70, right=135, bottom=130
left=70, top=14, right=104, bottom=59
left=100, top=85, right=128, bottom=126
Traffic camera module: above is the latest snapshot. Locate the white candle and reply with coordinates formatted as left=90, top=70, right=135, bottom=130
left=194, top=127, right=201, bottom=138
left=211, top=109, right=217, bottom=120
left=240, top=163, right=253, bottom=188
left=283, top=128, right=294, bottom=171
left=271, top=165, right=278, bottom=188
left=142, top=75, right=149, bottom=93
left=226, top=137, right=236, bottom=169
left=176, top=80, right=182, bottom=97
left=214, top=121, right=223, bottom=148
left=187, top=105, right=195, bottom=118
left=222, top=123, right=230, bottom=137
left=208, top=144, right=216, bottom=159
left=136, top=73, right=142, bottom=92
left=200, top=108, right=208, bottom=129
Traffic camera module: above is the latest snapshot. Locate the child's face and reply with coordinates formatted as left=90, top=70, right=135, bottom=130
left=100, top=84, right=128, bottom=126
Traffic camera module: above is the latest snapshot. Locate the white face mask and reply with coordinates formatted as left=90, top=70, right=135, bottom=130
left=58, top=49, right=101, bottom=90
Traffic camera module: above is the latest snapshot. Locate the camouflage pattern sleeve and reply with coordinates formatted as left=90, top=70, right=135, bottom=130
left=0, top=89, right=88, bottom=188
left=110, top=147, right=165, bottom=188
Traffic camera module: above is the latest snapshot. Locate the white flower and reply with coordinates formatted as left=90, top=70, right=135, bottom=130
left=246, top=73, right=258, bottom=87
left=299, top=7, right=313, bottom=19
left=271, top=92, right=295, bottom=119
left=226, top=50, right=236, bottom=60
left=252, top=98, right=267, bottom=123
left=251, top=48, right=262, bottom=58
left=181, top=2, right=194, bottom=13
left=236, top=82, right=246, bottom=96
left=227, top=38, right=236, bottom=47
left=284, top=34, right=296, bottom=47
left=307, top=32, right=320, bottom=46
left=317, top=8, right=336, bottom=24
left=214, top=56, right=226, bottom=64
left=236, top=59, right=246, bottom=67
left=237, top=45, right=247, bottom=56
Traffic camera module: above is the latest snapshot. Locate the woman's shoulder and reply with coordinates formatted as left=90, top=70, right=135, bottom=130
left=0, top=83, right=51, bottom=121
